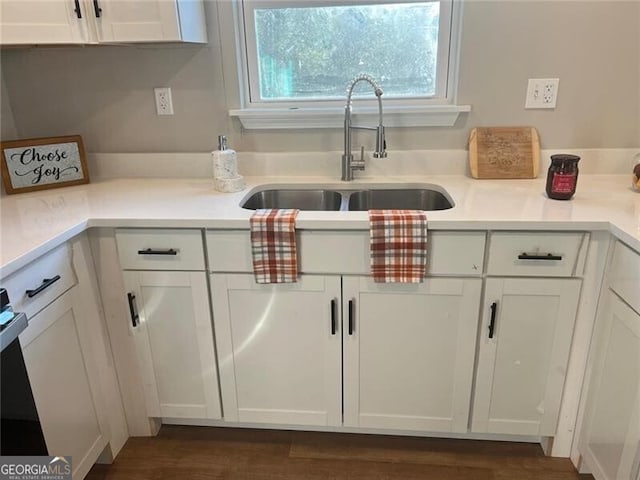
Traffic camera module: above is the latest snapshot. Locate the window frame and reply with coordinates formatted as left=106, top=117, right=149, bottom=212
left=227, top=0, right=470, bottom=128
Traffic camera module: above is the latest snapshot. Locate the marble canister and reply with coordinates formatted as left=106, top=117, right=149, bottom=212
left=213, top=135, right=245, bottom=193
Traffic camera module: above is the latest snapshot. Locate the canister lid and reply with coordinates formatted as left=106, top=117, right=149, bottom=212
left=550, top=154, right=580, bottom=162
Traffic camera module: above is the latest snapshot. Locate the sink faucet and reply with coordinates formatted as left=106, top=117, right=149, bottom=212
left=342, top=74, right=387, bottom=181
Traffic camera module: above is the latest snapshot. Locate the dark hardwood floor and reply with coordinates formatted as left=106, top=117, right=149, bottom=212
left=87, top=426, right=594, bottom=479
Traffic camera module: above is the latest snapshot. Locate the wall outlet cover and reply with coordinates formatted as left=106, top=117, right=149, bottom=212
left=154, top=87, right=174, bottom=115
left=525, top=78, right=559, bottom=109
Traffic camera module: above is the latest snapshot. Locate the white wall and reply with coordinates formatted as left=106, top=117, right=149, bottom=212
left=1, top=69, right=18, bottom=140
left=1, top=1, right=638, bottom=153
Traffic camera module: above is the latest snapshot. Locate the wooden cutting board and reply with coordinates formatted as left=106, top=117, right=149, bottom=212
left=469, top=127, right=540, bottom=179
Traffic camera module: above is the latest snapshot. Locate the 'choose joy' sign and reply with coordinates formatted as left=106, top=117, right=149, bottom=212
left=1, top=135, right=90, bottom=194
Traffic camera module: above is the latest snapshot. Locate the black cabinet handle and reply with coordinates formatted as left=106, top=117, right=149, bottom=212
left=330, top=299, right=337, bottom=335
left=26, top=275, right=61, bottom=298
left=488, top=302, right=497, bottom=339
left=518, top=252, right=563, bottom=261
left=348, top=299, right=355, bottom=335
left=74, top=0, right=82, bottom=18
left=127, top=293, right=139, bottom=328
left=137, top=248, right=178, bottom=256
left=93, top=0, right=102, bottom=17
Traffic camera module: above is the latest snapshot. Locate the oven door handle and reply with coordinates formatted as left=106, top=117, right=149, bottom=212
left=0, top=311, right=28, bottom=352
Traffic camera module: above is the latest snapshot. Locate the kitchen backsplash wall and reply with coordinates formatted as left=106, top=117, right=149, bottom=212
left=86, top=149, right=638, bottom=180
left=1, top=1, right=638, bottom=154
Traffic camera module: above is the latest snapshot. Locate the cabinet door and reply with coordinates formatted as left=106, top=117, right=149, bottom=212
left=342, top=277, right=482, bottom=433
left=0, top=1, right=89, bottom=44
left=211, top=274, right=342, bottom=426
left=123, top=271, right=221, bottom=419
left=472, top=278, right=581, bottom=436
left=20, top=288, right=108, bottom=480
left=580, top=291, right=640, bottom=480
left=93, top=0, right=182, bottom=42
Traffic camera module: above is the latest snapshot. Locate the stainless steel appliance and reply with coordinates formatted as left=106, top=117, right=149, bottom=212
left=0, top=287, right=48, bottom=455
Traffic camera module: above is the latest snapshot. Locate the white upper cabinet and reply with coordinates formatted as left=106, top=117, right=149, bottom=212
left=93, top=0, right=206, bottom=43
left=0, top=0, right=90, bottom=44
left=0, top=0, right=207, bottom=45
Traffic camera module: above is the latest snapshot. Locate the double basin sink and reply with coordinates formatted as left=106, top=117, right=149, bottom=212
left=241, top=185, right=454, bottom=211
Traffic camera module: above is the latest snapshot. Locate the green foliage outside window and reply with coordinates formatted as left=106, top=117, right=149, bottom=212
left=254, top=3, right=440, bottom=100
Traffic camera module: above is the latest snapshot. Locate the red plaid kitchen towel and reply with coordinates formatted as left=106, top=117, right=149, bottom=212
left=369, top=209, right=428, bottom=283
left=250, top=209, right=299, bottom=284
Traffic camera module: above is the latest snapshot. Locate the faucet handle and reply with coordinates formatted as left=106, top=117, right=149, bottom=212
left=352, top=146, right=366, bottom=170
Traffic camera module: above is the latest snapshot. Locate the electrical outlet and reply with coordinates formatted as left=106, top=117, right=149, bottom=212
left=154, top=87, right=174, bottom=115
left=525, top=78, right=559, bottom=109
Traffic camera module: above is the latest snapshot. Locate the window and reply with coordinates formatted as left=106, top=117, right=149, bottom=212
left=229, top=0, right=469, bottom=128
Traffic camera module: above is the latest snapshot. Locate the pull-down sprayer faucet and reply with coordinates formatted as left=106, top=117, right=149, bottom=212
left=342, top=74, right=387, bottom=181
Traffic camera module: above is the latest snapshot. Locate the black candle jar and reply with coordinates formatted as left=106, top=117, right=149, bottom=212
left=546, top=154, right=580, bottom=200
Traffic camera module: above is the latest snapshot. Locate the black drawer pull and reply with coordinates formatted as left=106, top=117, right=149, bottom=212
left=127, top=293, right=139, bottom=328
left=74, top=0, right=82, bottom=18
left=518, top=252, right=563, bottom=261
left=137, top=248, right=178, bottom=256
left=26, top=275, right=61, bottom=298
left=93, top=0, right=102, bottom=17
left=488, top=302, right=497, bottom=339
left=330, top=299, right=337, bottom=335
left=348, top=299, right=355, bottom=335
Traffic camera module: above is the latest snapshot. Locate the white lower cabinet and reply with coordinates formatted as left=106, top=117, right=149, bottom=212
left=579, top=291, right=640, bottom=480
left=123, top=271, right=221, bottom=420
left=211, top=273, right=482, bottom=432
left=472, top=278, right=581, bottom=436
left=342, top=277, right=482, bottom=433
left=210, top=274, right=342, bottom=426
left=20, top=287, right=109, bottom=480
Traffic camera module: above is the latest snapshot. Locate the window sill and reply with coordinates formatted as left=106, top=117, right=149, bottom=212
left=228, top=105, right=471, bottom=130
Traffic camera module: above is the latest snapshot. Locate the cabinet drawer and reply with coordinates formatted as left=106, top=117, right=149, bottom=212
left=207, top=230, right=486, bottom=276
left=3, top=243, right=76, bottom=319
left=608, top=241, right=640, bottom=313
left=487, top=232, right=588, bottom=277
left=116, top=229, right=205, bottom=271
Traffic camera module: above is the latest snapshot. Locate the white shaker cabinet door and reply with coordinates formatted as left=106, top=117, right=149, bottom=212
left=342, top=277, right=482, bottom=433
left=123, top=270, right=221, bottom=420
left=580, top=291, right=640, bottom=480
left=472, top=278, right=581, bottom=436
left=0, top=0, right=89, bottom=45
left=21, top=288, right=108, bottom=480
left=210, top=274, right=342, bottom=427
left=93, top=0, right=206, bottom=43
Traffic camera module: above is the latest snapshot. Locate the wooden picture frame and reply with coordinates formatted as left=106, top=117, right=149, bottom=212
left=1, top=135, right=90, bottom=195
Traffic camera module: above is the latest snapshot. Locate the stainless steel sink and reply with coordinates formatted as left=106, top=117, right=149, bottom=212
left=242, top=189, right=343, bottom=211
left=241, top=185, right=454, bottom=211
left=347, top=188, right=454, bottom=211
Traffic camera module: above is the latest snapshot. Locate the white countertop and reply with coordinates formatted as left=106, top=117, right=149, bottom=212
left=1, top=174, right=639, bottom=278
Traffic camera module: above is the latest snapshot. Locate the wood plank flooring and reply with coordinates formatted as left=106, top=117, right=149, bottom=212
left=86, top=426, right=594, bottom=480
